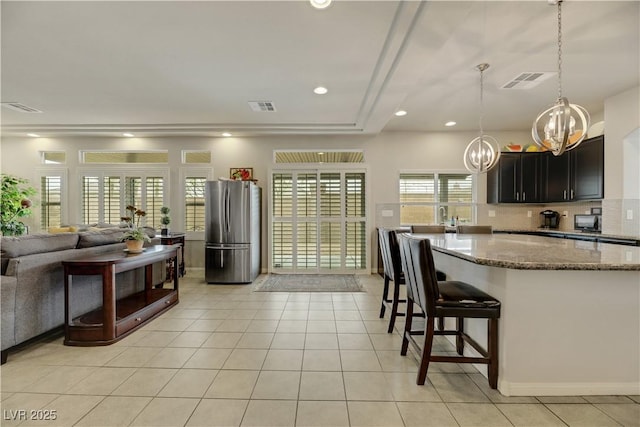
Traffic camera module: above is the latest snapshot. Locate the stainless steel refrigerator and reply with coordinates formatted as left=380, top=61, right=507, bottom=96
left=205, top=180, right=261, bottom=284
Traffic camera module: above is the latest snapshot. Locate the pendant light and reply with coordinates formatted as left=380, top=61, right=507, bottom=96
left=464, top=63, right=501, bottom=174
left=532, top=0, right=590, bottom=156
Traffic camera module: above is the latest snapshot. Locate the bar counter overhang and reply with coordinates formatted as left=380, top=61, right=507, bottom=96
left=408, top=232, right=640, bottom=396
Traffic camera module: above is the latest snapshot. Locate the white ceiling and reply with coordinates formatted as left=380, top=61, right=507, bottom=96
left=1, top=0, right=638, bottom=137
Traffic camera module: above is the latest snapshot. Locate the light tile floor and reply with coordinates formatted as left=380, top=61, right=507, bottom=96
left=1, top=272, right=639, bottom=426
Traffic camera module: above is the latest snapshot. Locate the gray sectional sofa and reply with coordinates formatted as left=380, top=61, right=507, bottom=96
left=0, top=228, right=164, bottom=363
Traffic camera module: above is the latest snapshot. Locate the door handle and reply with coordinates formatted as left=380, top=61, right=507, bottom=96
left=570, top=189, right=574, bottom=200
left=563, top=190, right=567, bottom=200
left=522, top=192, right=526, bottom=201
left=516, top=192, right=519, bottom=201
left=225, top=187, right=231, bottom=233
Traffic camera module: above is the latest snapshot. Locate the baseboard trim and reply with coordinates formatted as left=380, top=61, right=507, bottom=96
left=499, top=381, right=640, bottom=396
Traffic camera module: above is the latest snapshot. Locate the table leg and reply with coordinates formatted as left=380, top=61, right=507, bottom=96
left=103, top=265, right=116, bottom=341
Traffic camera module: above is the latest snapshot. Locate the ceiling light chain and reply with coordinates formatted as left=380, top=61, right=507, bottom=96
left=531, top=0, right=590, bottom=156
left=556, top=0, right=563, bottom=100
left=463, top=63, right=501, bottom=174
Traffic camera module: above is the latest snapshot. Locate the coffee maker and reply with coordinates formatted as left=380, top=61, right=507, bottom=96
left=540, top=210, right=560, bottom=229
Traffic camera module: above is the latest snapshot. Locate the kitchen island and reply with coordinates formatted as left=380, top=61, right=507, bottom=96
left=409, top=232, right=640, bottom=396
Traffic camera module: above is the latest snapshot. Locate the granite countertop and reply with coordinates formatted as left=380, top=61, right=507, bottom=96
left=409, top=233, right=640, bottom=271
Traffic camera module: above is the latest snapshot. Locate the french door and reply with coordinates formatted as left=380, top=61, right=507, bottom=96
left=271, top=170, right=367, bottom=273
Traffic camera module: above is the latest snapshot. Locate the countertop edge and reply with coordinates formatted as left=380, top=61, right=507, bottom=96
left=429, top=243, right=640, bottom=271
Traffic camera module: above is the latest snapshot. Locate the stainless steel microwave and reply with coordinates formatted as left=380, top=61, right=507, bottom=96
left=574, top=214, right=600, bottom=232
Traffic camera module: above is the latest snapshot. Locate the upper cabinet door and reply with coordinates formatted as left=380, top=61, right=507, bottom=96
left=543, top=152, right=571, bottom=202
left=497, top=154, right=519, bottom=203
left=519, top=154, right=541, bottom=203
left=571, top=135, right=604, bottom=200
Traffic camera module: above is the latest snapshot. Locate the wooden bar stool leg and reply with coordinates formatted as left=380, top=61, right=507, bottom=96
left=401, top=298, right=414, bottom=356
left=456, top=317, right=465, bottom=355
left=488, top=318, right=499, bottom=389
left=379, top=277, right=389, bottom=318
left=437, top=317, right=444, bottom=331
left=388, top=280, right=401, bottom=333
left=417, top=316, right=435, bottom=385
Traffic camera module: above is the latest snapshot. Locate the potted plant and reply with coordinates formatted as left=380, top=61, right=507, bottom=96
left=1, top=174, right=36, bottom=236
left=120, top=205, right=151, bottom=252
left=160, top=206, right=171, bottom=236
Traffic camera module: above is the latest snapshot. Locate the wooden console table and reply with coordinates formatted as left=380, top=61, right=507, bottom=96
left=160, top=232, right=186, bottom=280
left=62, top=245, right=179, bottom=346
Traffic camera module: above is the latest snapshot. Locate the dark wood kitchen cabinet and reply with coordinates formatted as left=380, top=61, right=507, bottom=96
left=542, top=135, right=604, bottom=202
left=487, top=153, right=542, bottom=203
left=488, top=135, right=603, bottom=204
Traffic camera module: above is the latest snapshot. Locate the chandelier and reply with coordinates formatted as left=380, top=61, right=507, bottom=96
left=463, top=63, right=501, bottom=174
left=532, top=0, right=590, bottom=156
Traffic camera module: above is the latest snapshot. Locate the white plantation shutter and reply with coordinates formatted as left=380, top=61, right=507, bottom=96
left=185, top=177, right=206, bottom=232
left=271, top=170, right=367, bottom=273
left=272, top=173, right=294, bottom=269
left=103, top=176, right=121, bottom=224
left=40, top=176, right=62, bottom=228
left=345, top=173, right=366, bottom=269
left=82, top=176, right=100, bottom=224
left=145, top=177, right=164, bottom=228
left=81, top=171, right=166, bottom=226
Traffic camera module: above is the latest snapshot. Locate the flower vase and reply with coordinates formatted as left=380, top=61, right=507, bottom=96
left=161, top=227, right=169, bottom=236
left=125, top=240, right=144, bottom=253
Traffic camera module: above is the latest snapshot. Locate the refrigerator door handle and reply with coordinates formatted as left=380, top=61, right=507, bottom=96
left=224, top=186, right=231, bottom=233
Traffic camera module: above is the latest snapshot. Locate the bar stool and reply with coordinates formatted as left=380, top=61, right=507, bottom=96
left=456, top=225, right=493, bottom=234
left=398, top=234, right=501, bottom=388
left=378, top=228, right=406, bottom=333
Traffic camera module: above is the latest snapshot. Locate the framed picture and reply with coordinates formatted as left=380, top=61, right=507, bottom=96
left=230, top=167, right=253, bottom=181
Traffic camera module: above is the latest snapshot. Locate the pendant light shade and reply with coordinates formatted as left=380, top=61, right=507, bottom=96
left=464, top=63, right=500, bottom=174
left=532, top=0, right=590, bottom=156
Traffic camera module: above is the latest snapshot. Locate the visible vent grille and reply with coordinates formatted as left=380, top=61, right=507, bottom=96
left=501, top=72, right=555, bottom=90
left=248, top=101, right=276, bottom=112
left=1, top=102, right=43, bottom=113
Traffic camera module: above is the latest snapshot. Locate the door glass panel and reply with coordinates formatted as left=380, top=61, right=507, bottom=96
left=320, top=173, right=341, bottom=217
left=320, top=222, right=342, bottom=269
left=272, top=221, right=293, bottom=269
left=297, top=222, right=317, bottom=269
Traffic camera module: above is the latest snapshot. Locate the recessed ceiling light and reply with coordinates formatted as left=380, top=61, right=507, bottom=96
left=395, top=110, right=407, bottom=117
left=313, top=86, right=328, bottom=95
left=318, top=152, right=324, bottom=155
left=222, top=132, right=232, bottom=137
left=123, top=132, right=135, bottom=137
left=445, top=121, right=457, bottom=127
left=310, top=0, right=331, bottom=9
left=27, top=133, right=40, bottom=137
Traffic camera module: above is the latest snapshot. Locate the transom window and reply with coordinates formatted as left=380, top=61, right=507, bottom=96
left=80, top=151, right=168, bottom=164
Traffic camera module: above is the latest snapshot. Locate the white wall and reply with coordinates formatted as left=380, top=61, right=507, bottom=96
left=0, top=130, right=530, bottom=271
left=603, top=85, right=640, bottom=235
left=3, top=114, right=636, bottom=270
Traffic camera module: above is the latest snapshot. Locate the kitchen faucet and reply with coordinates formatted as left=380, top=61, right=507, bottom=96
left=439, top=207, right=447, bottom=224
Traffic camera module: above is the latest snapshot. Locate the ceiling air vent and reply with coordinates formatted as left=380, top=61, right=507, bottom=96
left=248, top=101, right=276, bottom=112
left=501, top=72, right=555, bottom=90
left=1, top=102, right=43, bottom=113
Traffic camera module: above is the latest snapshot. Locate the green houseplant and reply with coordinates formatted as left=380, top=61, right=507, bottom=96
left=160, top=206, right=171, bottom=236
left=1, top=174, right=37, bottom=236
left=120, top=205, right=151, bottom=252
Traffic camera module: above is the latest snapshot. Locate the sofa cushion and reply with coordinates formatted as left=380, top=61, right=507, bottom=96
left=1, top=233, right=80, bottom=258
left=77, top=228, right=124, bottom=248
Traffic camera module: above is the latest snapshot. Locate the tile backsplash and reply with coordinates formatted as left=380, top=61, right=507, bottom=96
left=478, top=201, right=603, bottom=232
